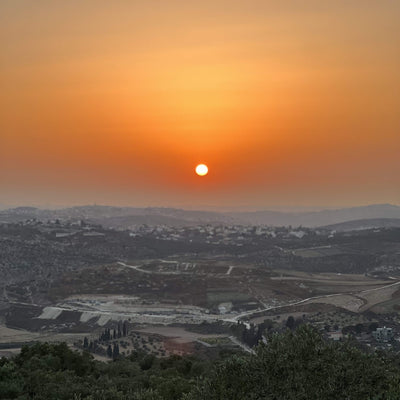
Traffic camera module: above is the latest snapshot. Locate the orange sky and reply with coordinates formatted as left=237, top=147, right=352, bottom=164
left=1, top=1, right=399, bottom=209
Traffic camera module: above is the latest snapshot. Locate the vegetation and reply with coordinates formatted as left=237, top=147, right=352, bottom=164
left=1, top=326, right=400, bottom=399
left=188, top=326, right=400, bottom=400
left=0, top=343, right=207, bottom=400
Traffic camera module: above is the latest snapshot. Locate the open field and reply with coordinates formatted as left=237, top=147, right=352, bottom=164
left=0, top=321, right=238, bottom=359
left=135, top=326, right=227, bottom=344
left=1, top=219, right=400, bottom=360
left=0, top=323, right=87, bottom=357
left=5, top=260, right=400, bottom=335
left=292, top=245, right=349, bottom=258
left=271, top=269, right=391, bottom=285
left=289, top=277, right=400, bottom=313
left=243, top=277, right=400, bottom=322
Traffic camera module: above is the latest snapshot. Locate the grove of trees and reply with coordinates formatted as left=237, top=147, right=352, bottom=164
left=1, top=325, right=400, bottom=399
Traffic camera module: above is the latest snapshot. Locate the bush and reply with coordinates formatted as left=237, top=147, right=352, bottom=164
left=186, top=325, right=400, bottom=400
left=2, top=327, right=400, bottom=400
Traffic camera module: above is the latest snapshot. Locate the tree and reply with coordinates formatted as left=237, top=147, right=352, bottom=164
left=260, top=319, right=274, bottom=332
left=118, top=321, right=122, bottom=338
left=186, top=325, right=400, bottom=400
left=354, top=323, right=364, bottom=335
left=140, top=354, right=155, bottom=370
left=369, top=322, right=379, bottom=333
left=2, top=331, right=400, bottom=400
left=123, top=320, right=128, bottom=337
left=107, top=344, right=112, bottom=358
left=112, top=343, right=120, bottom=360
left=286, top=315, right=295, bottom=330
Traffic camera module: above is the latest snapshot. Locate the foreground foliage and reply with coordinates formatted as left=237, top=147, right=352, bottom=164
left=1, top=326, right=400, bottom=399
left=187, top=327, right=400, bottom=400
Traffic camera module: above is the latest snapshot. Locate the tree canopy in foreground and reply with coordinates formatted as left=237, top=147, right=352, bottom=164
left=1, top=326, right=400, bottom=399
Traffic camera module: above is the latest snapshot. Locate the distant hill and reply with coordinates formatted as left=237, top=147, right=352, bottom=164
left=229, top=204, right=400, bottom=227
left=91, top=214, right=223, bottom=229
left=1, top=204, right=399, bottom=228
left=0, top=205, right=235, bottom=227
left=320, top=218, right=400, bottom=232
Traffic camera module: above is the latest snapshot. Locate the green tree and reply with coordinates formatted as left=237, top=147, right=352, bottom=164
left=186, top=325, right=400, bottom=400
left=107, top=344, right=113, bottom=358
left=286, top=315, right=295, bottom=330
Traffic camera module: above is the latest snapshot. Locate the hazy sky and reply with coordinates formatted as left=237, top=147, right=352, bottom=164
left=1, top=1, right=399, bottom=209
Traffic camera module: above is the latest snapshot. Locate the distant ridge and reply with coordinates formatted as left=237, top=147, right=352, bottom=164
left=228, top=204, right=400, bottom=227
left=0, top=205, right=235, bottom=227
left=1, top=204, right=399, bottom=228
left=320, top=218, right=400, bottom=231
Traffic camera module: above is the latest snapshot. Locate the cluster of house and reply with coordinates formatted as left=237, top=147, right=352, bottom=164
left=128, top=224, right=314, bottom=246
left=327, top=326, right=394, bottom=345
left=372, top=326, right=393, bottom=343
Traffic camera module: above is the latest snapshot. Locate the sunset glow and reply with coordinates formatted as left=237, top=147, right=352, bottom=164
left=0, top=1, right=399, bottom=208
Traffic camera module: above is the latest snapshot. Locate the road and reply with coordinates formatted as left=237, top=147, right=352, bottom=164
left=117, top=261, right=182, bottom=275
left=223, top=279, right=400, bottom=324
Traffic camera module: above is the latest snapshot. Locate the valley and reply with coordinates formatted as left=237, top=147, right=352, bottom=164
left=1, top=212, right=400, bottom=358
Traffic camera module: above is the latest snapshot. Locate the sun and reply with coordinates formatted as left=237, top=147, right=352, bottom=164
left=195, top=164, right=208, bottom=176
